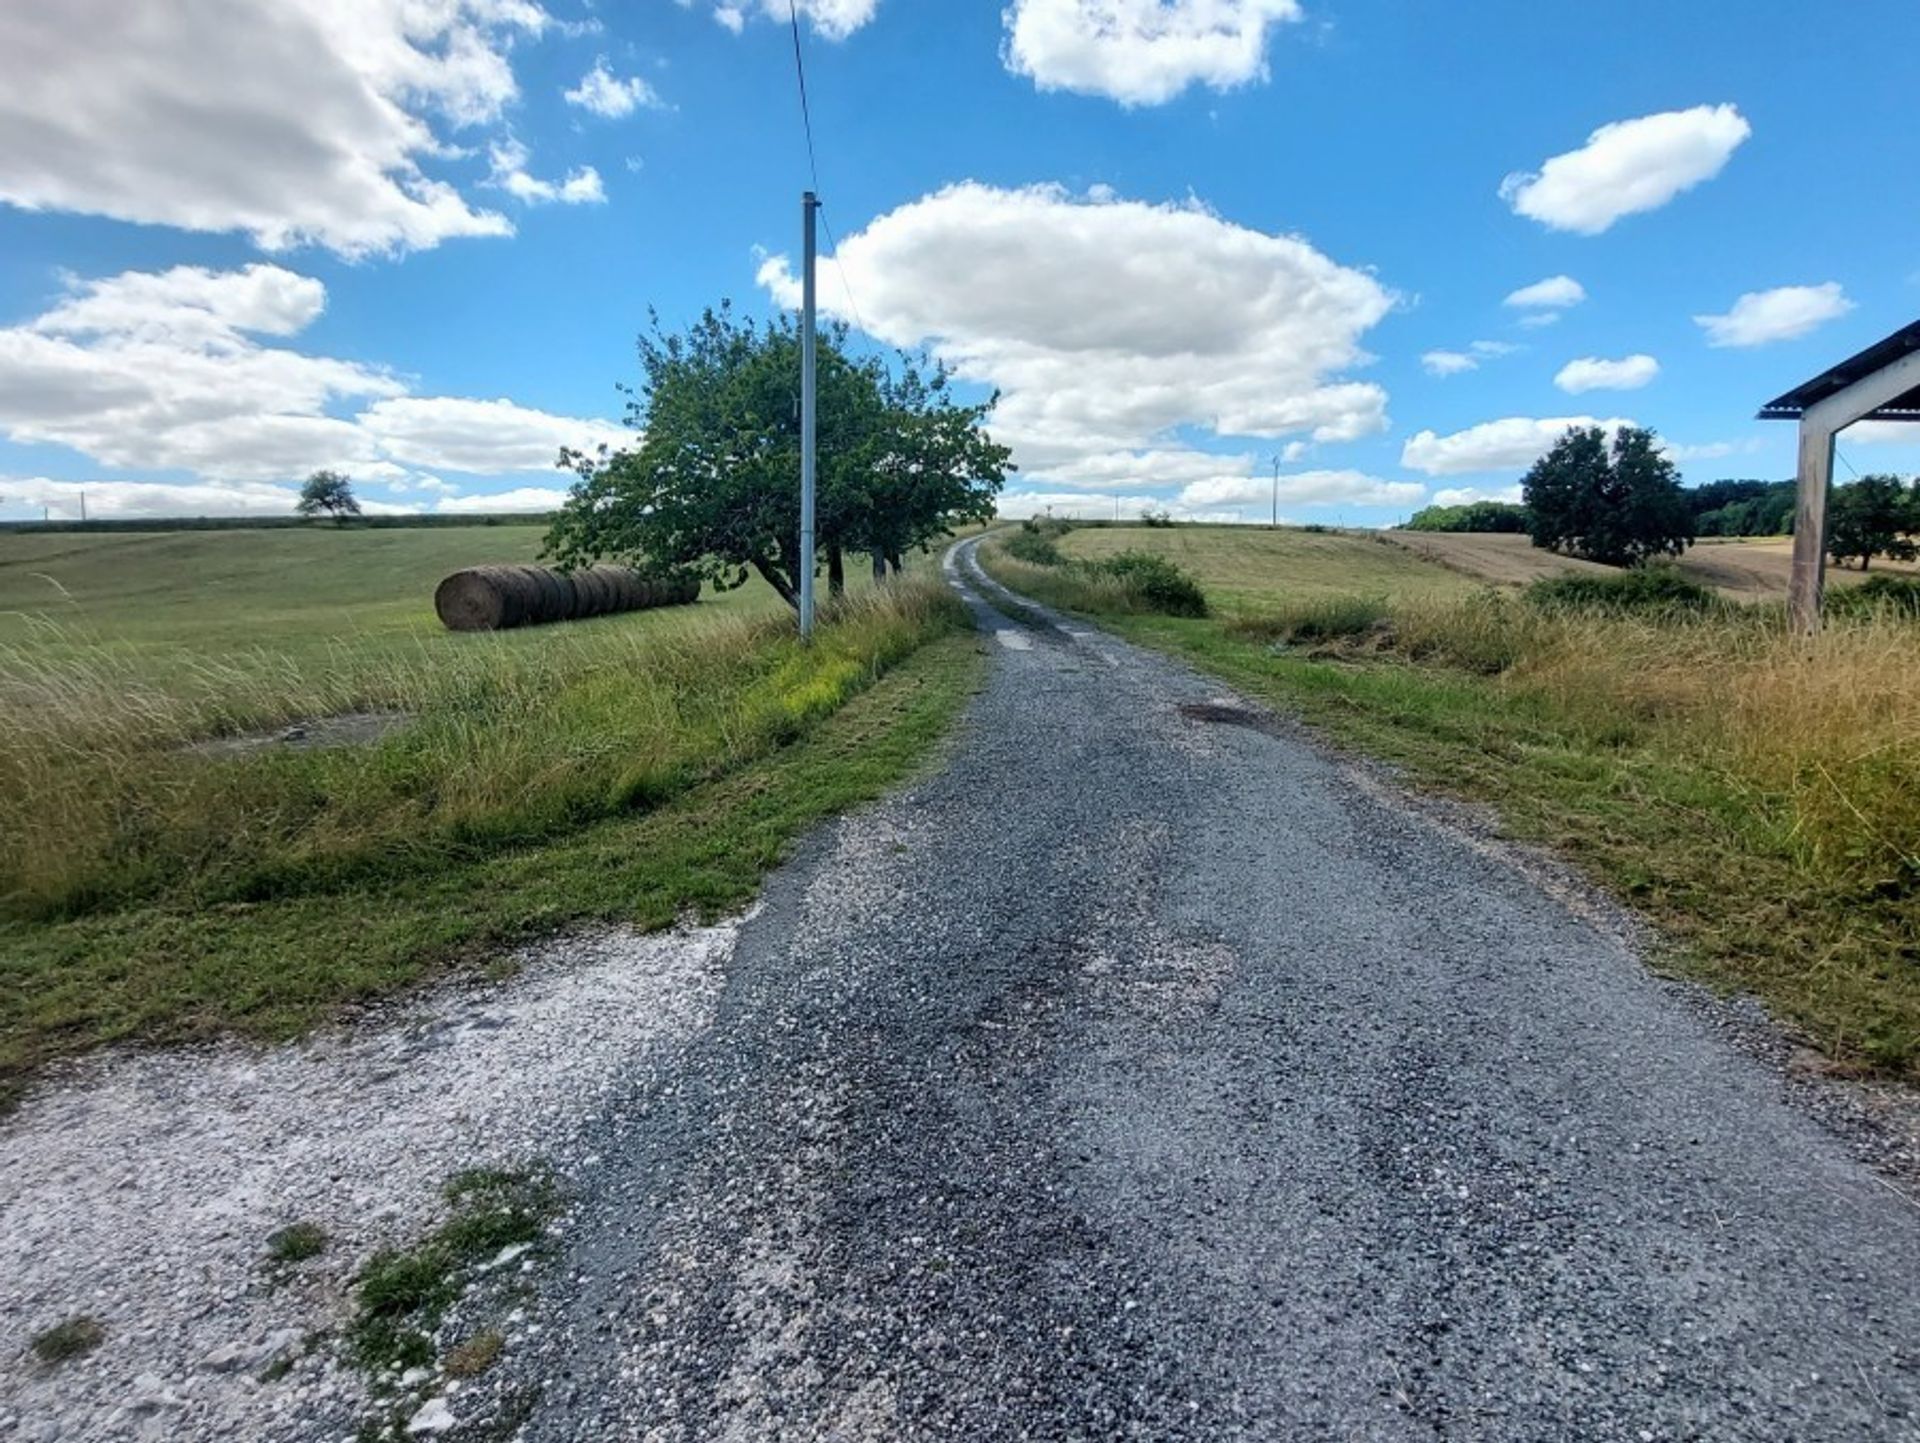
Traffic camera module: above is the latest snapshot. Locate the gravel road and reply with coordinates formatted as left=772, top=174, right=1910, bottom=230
left=493, top=538, right=1920, bottom=1442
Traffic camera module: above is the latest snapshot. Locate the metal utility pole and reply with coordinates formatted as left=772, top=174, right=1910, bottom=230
left=1270, top=454, right=1281, bottom=529
left=799, top=190, right=818, bottom=642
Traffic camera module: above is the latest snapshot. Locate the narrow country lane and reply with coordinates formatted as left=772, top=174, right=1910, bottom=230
left=514, top=537, right=1920, bottom=1442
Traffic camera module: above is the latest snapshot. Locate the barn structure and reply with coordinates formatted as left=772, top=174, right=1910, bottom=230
left=1760, top=318, right=1920, bottom=631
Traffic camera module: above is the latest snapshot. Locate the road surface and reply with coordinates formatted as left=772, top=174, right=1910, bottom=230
left=514, top=537, right=1920, bottom=1441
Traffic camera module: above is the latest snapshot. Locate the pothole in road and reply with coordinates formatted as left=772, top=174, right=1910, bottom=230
left=1177, top=701, right=1284, bottom=736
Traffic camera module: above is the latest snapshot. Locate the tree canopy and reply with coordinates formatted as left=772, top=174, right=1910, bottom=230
left=1522, top=426, right=1693, bottom=566
left=296, top=470, right=359, bottom=521
left=545, top=304, right=1012, bottom=607
left=1826, top=474, right=1919, bottom=571
left=1403, top=500, right=1530, bottom=533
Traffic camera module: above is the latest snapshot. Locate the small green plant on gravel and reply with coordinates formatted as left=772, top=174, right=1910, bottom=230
left=266, top=1221, right=329, bottom=1264
left=444, top=1328, right=505, bottom=1378
left=31, top=1315, right=104, bottom=1365
left=349, top=1168, right=557, bottom=1374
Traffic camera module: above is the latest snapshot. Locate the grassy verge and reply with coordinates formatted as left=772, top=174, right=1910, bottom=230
left=980, top=530, right=1920, bottom=1078
left=0, top=612, right=984, bottom=1106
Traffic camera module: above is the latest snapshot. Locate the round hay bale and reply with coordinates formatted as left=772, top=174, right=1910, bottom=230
left=435, top=568, right=510, bottom=631
left=530, top=566, right=570, bottom=624
left=578, top=567, right=613, bottom=617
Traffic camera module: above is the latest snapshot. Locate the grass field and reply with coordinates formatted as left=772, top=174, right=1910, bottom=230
left=987, top=523, right=1920, bottom=1078
left=0, top=527, right=982, bottom=1105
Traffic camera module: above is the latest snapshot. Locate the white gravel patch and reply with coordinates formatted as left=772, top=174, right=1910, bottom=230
left=0, top=918, right=741, bottom=1443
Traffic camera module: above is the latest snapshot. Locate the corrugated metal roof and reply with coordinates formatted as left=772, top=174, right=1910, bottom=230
left=1757, top=316, right=1920, bottom=421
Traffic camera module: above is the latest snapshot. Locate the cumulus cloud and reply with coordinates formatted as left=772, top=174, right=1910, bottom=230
left=1504, top=275, right=1585, bottom=311
left=488, top=141, right=605, bottom=205
left=1422, top=350, right=1477, bottom=378
left=1179, top=468, right=1425, bottom=510
left=1694, top=283, right=1854, bottom=348
left=1431, top=484, right=1524, bottom=507
left=1001, top=0, right=1303, bottom=106
left=699, top=0, right=879, bottom=40
left=360, top=397, right=626, bottom=472
left=436, top=485, right=569, bottom=513
left=0, top=0, right=572, bottom=256
left=1500, top=104, right=1751, bottom=235
left=564, top=59, right=662, bottom=117
left=759, top=182, right=1395, bottom=486
left=1401, top=415, right=1636, bottom=476
left=1554, top=354, right=1660, bottom=394
left=0, top=263, right=626, bottom=487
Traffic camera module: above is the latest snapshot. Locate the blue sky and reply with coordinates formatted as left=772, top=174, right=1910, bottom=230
left=2, top=0, right=1916, bottom=525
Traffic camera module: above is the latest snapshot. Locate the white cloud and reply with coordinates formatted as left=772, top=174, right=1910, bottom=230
left=0, top=475, right=311, bottom=521
left=1021, top=447, right=1256, bottom=492
left=1422, top=350, right=1477, bottom=377
left=1554, top=354, right=1660, bottom=394
left=1694, top=283, right=1854, bottom=348
left=702, top=0, right=879, bottom=39
left=1504, top=275, right=1585, bottom=310
left=488, top=141, right=605, bottom=205
left=1517, top=312, right=1561, bottom=331
left=1500, top=104, right=1751, bottom=235
left=360, top=397, right=627, bottom=472
left=1180, top=468, right=1425, bottom=509
left=0, top=263, right=626, bottom=486
left=1841, top=420, right=1920, bottom=446
left=1402, top=415, right=1636, bottom=476
left=1662, top=438, right=1763, bottom=463
left=564, top=59, right=662, bottom=117
left=759, top=182, right=1395, bottom=486
left=1002, top=0, right=1303, bottom=106
left=0, top=0, right=561, bottom=256
left=436, top=486, right=568, bottom=513
left=1431, top=484, right=1524, bottom=507
left=1472, top=340, right=1520, bottom=357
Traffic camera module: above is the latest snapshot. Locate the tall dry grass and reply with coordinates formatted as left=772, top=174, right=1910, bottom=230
left=0, top=578, right=967, bottom=921
left=1250, top=590, right=1920, bottom=902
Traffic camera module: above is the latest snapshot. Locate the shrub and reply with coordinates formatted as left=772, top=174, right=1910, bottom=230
left=1002, top=528, right=1064, bottom=566
left=1086, top=551, right=1209, bottom=617
left=1526, top=566, right=1715, bottom=615
left=1830, top=573, right=1920, bottom=619
left=1230, top=595, right=1388, bottom=645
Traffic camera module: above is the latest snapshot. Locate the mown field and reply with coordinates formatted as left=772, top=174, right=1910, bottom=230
left=988, top=523, right=1920, bottom=1078
left=0, top=527, right=982, bottom=1105
left=1384, top=529, right=1920, bottom=598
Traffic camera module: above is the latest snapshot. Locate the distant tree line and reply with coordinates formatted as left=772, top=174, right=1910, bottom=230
left=1403, top=500, right=1530, bottom=534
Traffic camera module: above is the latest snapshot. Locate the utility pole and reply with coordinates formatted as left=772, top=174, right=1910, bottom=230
left=80, top=488, right=87, bottom=524
left=799, top=190, right=818, bottom=642
left=1270, top=454, right=1280, bottom=529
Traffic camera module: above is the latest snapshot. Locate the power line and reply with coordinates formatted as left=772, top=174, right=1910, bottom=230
left=786, top=1, right=821, bottom=196
left=783, top=3, right=873, bottom=342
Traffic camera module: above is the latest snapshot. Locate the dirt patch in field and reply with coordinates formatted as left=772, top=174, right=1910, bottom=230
left=181, top=709, right=410, bottom=758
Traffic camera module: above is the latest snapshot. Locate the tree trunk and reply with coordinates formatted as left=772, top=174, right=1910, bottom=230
left=827, top=544, right=846, bottom=597
left=750, top=556, right=799, bottom=611
left=872, top=550, right=888, bottom=584
left=886, top=551, right=903, bottom=576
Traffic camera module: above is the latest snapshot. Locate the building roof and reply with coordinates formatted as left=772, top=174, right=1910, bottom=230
left=1757, top=317, right=1920, bottom=421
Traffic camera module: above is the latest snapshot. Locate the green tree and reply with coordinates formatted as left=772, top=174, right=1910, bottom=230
left=1826, top=474, right=1919, bottom=571
left=545, top=304, right=1010, bottom=607
left=296, top=470, right=359, bottom=522
left=1523, top=426, right=1693, bottom=566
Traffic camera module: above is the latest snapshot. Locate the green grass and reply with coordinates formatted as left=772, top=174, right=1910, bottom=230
left=350, top=1167, right=557, bottom=1374
left=0, top=527, right=985, bottom=1105
left=266, top=1221, right=330, bottom=1264
left=1056, top=523, right=1473, bottom=616
left=30, top=1316, right=105, bottom=1365
left=983, top=525, right=1920, bottom=1078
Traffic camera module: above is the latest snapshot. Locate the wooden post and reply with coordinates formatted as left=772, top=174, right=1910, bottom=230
left=1787, top=420, right=1834, bottom=635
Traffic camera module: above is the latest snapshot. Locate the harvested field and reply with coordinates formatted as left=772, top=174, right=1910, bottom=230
left=1382, top=530, right=1920, bottom=598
